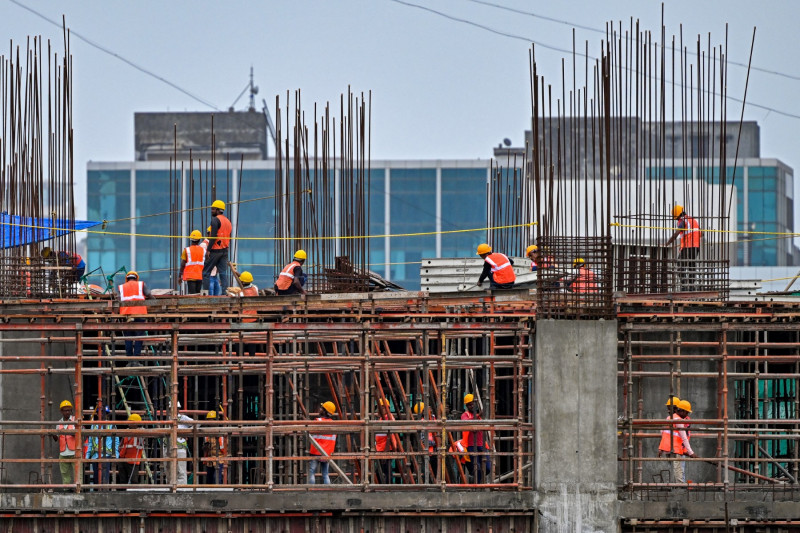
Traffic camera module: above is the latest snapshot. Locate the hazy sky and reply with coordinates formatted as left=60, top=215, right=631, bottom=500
left=2, top=1, right=799, bottom=223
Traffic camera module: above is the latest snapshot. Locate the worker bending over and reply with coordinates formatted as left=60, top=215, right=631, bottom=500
left=476, top=244, right=515, bottom=289
left=665, top=205, right=702, bottom=290
left=202, top=200, right=232, bottom=295
left=179, top=230, right=205, bottom=295
left=275, top=250, right=307, bottom=295
left=564, top=258, right=598, bottom=293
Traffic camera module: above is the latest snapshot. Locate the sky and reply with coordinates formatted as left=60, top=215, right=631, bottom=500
left=1, top=0, right=799, bottom=225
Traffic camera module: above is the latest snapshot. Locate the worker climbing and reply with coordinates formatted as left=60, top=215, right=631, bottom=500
left=476, top=244, right=515, bottom=289
left=665, top=204, right=702, bottom=291
left=202, top=200, right=232, bottom=295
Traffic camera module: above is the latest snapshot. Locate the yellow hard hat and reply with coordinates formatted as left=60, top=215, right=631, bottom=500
left=59, top=400, right=73, bottom=409
left=207, top=226, right=212, bottom=234
left=677, top=400, right=692, bottom=413
left=665, top=396, right=681, bottom=407
left=189, top=230, right=202, bottom=240
left=463, top=393, right=475, bottom=405
left=672, top=205, right=684, bottom=219
left=126, top=271, right=139, bottom=280
left=526, top=245, right=538, bottom=255
left=128, top=413, right=142, bottom=421
left=211, top=200, right=226, bottom=210
left=322, top=401, right=336, bottom=415
left=42, top=246, right=52, bottom=258
left=239, top=271, right=254, bottom=284
left=572, top=258, right=585, bottom=268
left=294, top=250, right=307, bottom=260
left=378, top=398, right=389, bottom=406
left=413, top=402, right=425, bottom=414
left=476, top=243, right=492, bottom=256
left=206, top=411, right=217, bottom=419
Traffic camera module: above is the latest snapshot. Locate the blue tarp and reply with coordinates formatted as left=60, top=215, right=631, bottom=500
left=1, top=213, right=102, bottom=249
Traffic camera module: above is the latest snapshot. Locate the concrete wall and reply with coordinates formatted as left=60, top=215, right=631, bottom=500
left=0, top=324, right=76, bottom=485
left=535, top=319, right=619, bottom=533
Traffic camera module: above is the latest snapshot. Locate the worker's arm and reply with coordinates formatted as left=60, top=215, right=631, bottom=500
left=477, top=262, right=491, bottom=284
left=678, top=427, right=695, bottom=457
left=665, top=230, right=682, bottom=246
left=209, top=217, right=221, bottom=243
left=141, top=283, right=154, bottom=299
left=178, top=250, right=187, bottom=279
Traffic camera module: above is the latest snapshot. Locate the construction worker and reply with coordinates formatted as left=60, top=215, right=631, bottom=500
left=202, top=411, right=225, bottom=484
left=230, top=271, right=259, bottom=356
left=179, top=230, right=205, bottom=295
left=308, top=401, right=337, bottom=484
left=57, top=250, right=86, bottom=283
left=202, top=226, right=222, bottom=295
left=476, top=243, right=515, bottom=289
left=83, top=401, right=118, bottom=485
left=52, top=400, right=78, bottom=484
left=526, top=245, right=539, bottom=271
left=275, top=250, right=308, bottom=296
left=202, top=200, right=232, bottom=295
left=414, top=402, right=439, bottom=481
left=666, top=205, right=702, bottom=290
left=375, top=398, right=395, bottom=484
left=460, top=393, right=490, bottom=483
left=115, top=271, right=154, bottom=358
left=657, top=396, right=694, bottom=483
left=172, top=401, right=194, bottom=485
left=675, top=399, right=697, bottom=482
left=565, top=258, right=598, bottom=293
left=119, top=413, right=144, bottom=484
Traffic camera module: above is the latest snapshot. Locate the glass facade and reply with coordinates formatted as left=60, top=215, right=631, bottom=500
left=87, top=169, right=131, bottom=290
left=135, top=170, right=173, bottom=288
left=236, top=169, right=277, bottom=288
left=389, top=168, right=437, bottom=288
left=441, top=168, right=488, bottom=258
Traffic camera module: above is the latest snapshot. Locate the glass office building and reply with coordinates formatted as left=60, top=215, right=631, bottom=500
left=87, top=160, right=493, bottom=291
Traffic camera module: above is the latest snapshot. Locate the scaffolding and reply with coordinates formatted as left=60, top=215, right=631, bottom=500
left=0, top=292, right=535, bottom=491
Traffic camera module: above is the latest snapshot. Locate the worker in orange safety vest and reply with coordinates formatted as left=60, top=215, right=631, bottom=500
left=116, top=271, right=154, bottom=357
left=414, top=402, right=440, bottom=481
left=308, top=401, right=337, bottom=484
left=375, top=398, right=396, bottom=484
left=657, top=396, right=695, bottom=482
left=565, top=258, right=599, bottom=293
left=202, top=200, right=232, bottom=295
left=119, top=413, right=144, bottom=484
left=203, top=411, right=226, bottom=484
left=179, top=230, right=206, bottom=295
left=476, top=243, right=515, bottom=289
left=52, top=400, right=79, bottom=484
left=275, top=250, right=308, bottom=295
left=461, top=393, right=491, bottom=483
left=666, top=205, right=702, bottom=290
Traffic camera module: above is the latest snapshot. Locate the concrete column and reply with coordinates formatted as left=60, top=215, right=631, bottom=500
left=534, top=319, right=618, bottom=533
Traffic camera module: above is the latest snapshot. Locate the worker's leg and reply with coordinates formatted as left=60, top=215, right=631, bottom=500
left=308, top=458, right=318, bottom=484
left=202, top=250, right=226, bottom=291
left=186, top=280, right=202, bottom=295
left=60, top=457, right=74, bottom=484
left=672, top=455, right=685, bottom=483
left=320, top=459, right=331, bottom=484
left=209, top=275, right=221, bottom=295
left=205, top=464, right=218, bottom=484
left=176, top=447, right=188, bottom=485
left=466, top=446, right=485, bottom=483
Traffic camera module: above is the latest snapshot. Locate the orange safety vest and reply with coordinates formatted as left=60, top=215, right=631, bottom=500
left=571, top=267, right=598, bottom=293
left=182, top=245, right=206, bottom=281
left=484, top=253, right=515, bottom=284
left=119, top=280, right=147, bottom=315
left=375, top=412, right=394, bottom=452
left=424, top=414, right=437, bottom=453
left=210, top=215, right=232, bottom=250
left=275, top=261, right=301, bottom=291
left=57, top=416, right=78, bottom=455
left=309, top=417, right=336, bottom=456
left=203, top=436, right=226, bottom=466
left=241, top=285, right=258, bottom=323
left=120, top=436, right=143, bottom=464
left=680, top=215, right=701, bottom=249
left=658, top=413, right=686, bottom=455
left=461, top=410, right=484, bottom=448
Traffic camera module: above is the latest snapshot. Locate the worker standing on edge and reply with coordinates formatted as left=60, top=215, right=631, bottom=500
left=565, top=258, right=598, bottom=293
left=275, top=250, right=308, bottom=296
left=461, top=394, right=490, bottom=483
left=666, top=205, right=701, bottom=290
left=202, top=200, right=232, bottom=295
left=675, top=399, right=697, bottom=482
left=476, top=244, right=515, bottom=289
left=179, top=230, right=206, bottom=295
left=203, top=411, right=225, bottom=484
left=116, top=271, right=154, bottom=358
left=52, top=400, right=78, bottom=484
left=205, top=226, right=222, bottom=295
left=308, top=401, right=337, bottom=484
left=119, top=413, right=144, bottom=484
left=375, top=398, right=395, bottom=484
